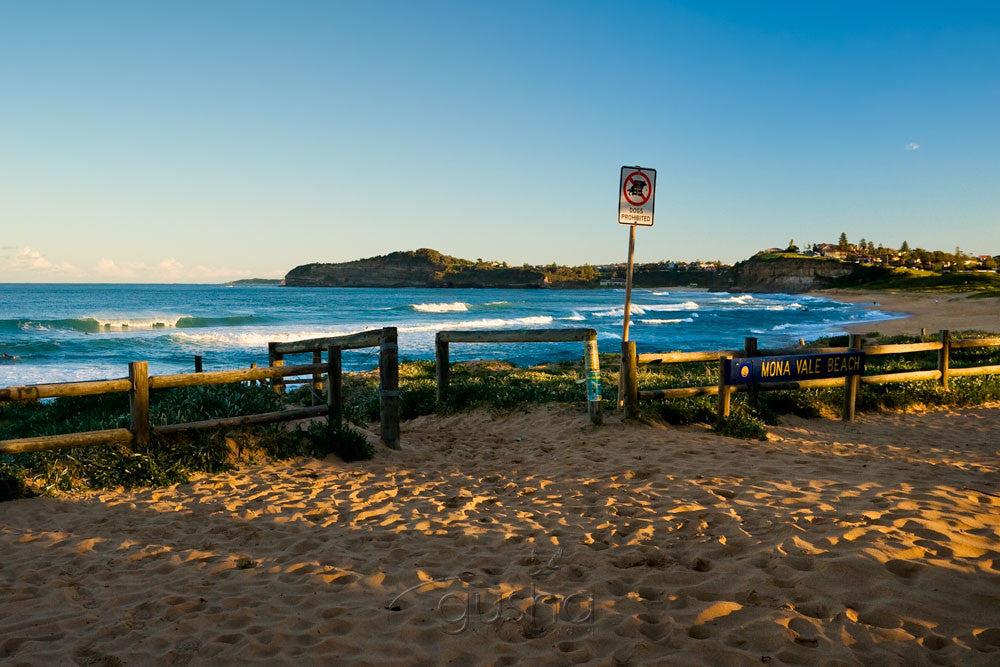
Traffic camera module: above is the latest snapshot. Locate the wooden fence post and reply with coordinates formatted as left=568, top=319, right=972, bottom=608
left=379, top=327, right=400, bottom=449
left=716, top=355, right=732, bottom=419
left=622, top=341, right=639, bottom=419
left=128, top=361, right=150, bottom=450
left=842, top=334, right=862, bottom=421
left=268, top=342, right=285, bottom=395
left=311, top=350, right=323, bottom=405
left=327, top=346, right=342, bottom=429
left=921, top=327, right=926, bottom=337
left=194, top=355, right=203, bottom=373
left=435, top=333, right=449, bottom=405
left=744, top=337, right=760, bottom=410
left=938, top=330, right=951, bottom=390
left=584, top=331, right=603, bottom=426
left=249, top=362, right=257, bottom=386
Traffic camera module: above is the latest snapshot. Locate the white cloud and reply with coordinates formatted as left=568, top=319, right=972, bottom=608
left=904, top=142, right=920, bottom=151
left=2, top=246, right=255, bottom=282
left=4, top=246, right=80, bottom=275
left=95, top=257, right=250, bottom=282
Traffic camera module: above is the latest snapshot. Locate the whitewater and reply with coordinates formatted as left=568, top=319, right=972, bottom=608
left=0, top=284, right=904, bottom=385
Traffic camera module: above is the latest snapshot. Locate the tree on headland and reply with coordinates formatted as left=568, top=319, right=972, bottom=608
left=785, top=239, right=798, bottom=253
left=901, top=240, right=910, bottom=253
left=838, top=232, right=849, bottom=250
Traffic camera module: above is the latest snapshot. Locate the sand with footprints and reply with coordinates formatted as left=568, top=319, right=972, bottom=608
left=2, top=403, right=999, bottom=664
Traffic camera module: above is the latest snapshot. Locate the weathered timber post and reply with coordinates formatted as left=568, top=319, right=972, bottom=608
left=921, top=327, right=927, bottom=337
left=249, top=362, right=257, bottom=387
left=799, top=338, right=805, bottom=347
left=128, top=361, right=150, bottom=450
left=938, top=330, right=951, bottom=390
left=268, top=342, right=285, bottom=395
left=194, top=355, right=203, bottom=373
left=842, top=334, right=862, bottom=422
left=379, top=327, right=400, bottom=449
left=311, top=350, right=323, bottom=405
left=716, top=355, right=732, bottom=420
left=327, top=346, right=342, bottom=428
left=744, top=337, right=760, bottom=411
left=584, top=331, right=603, bottom=426
left=621, top=341, right=639, bottom=419
left=435, top=332, right=449, bottom=405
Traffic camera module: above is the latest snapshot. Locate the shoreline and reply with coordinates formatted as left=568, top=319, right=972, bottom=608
left=810, top=289, right=1000, bottom=337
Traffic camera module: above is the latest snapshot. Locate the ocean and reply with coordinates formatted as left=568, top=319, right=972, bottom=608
left=0, top=284, right=904, bottom=386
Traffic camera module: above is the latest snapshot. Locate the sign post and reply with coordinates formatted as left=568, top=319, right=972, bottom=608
left=617, top=165, right=656, bottom=409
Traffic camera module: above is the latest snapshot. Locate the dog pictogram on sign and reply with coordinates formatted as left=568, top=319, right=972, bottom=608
left=623, top=171, right=652, bottom=205
left=618, top=166, right=656, bottom=226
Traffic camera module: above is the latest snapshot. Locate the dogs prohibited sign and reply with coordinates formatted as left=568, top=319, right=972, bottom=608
left=618, top=167, right=656, bottom=226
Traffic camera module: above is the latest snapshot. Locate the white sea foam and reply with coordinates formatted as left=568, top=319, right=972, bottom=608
left=719, top=295, right=754, bottom=304
left=400, top=316, right=555, bottom=333
left=644, top=301, right=700, bottom=311
left=169, top=329, right=354, bottom=348
left=652, top=291, right=670, bottom=296
left=411, top=302, right=469, bottom=313
left=639, top=318, right=694, bottom=325
left=763, top=303, right=804, bottom=311
left=591, top=305, right=648, bottom=317
left=560, top=312, right=586, bottom=321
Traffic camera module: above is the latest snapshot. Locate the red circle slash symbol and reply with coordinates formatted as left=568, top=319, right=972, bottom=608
left=623, top=171, right=652, bottom=206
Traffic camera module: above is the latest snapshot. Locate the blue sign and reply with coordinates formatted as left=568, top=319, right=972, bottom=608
left=726, top=352, right=864, bottom=385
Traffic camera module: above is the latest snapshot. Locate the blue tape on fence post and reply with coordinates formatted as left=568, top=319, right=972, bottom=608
left=586, top=370, right=602, bottom=401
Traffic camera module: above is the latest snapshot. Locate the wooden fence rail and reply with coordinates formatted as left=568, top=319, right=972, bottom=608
left=626, top=330, right=1000, bottom=423
left=267, top=327, right=399, bottom=449
left=435, top=328, right=603, bottom=426
left=0, top=328, right=401, bottom=455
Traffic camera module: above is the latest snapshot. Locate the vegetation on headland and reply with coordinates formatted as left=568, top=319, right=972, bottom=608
left=3, top=329, right=999, bottom=500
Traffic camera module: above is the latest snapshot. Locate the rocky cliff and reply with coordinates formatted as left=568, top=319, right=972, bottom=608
left=284, top=249, right=551, bottom=288
left=717, top=255, right=862, bottom=293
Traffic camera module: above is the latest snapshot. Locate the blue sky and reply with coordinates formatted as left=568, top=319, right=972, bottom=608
left=1, top=1, right=998, bottom=282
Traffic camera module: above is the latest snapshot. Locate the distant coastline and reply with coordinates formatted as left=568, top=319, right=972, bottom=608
left=227, top=278, right=283, bottom=285
left=279, top=247, right=1000, bottom=296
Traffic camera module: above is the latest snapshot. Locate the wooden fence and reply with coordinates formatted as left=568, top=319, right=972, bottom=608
left=620, top=331, right=1000, bottom=421
left=435, top=328, right=603, bottom=425
left=0, top=328, right=400, bottom=455
left=268, top=327, right=399, bottom=449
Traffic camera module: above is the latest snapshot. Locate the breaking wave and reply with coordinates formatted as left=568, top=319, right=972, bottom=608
left=1, top=314, right=266, bottom=333
left=411, top=302, right=469, bottom=313
left=638, top=318, right=695, bottom=325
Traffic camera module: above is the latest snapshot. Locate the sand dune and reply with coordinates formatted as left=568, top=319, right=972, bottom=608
left=2, top=404, right=999, bottom=665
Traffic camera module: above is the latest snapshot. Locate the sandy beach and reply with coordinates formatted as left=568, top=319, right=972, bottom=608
left=2, top=404, right=999, bottom=665
left=812, top=290, right=1000, bottom=337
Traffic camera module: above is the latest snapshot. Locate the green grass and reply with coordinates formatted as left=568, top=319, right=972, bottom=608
left=0, top=383, right=372, bottom=500
left=4, top=330, right=998, bottom=501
